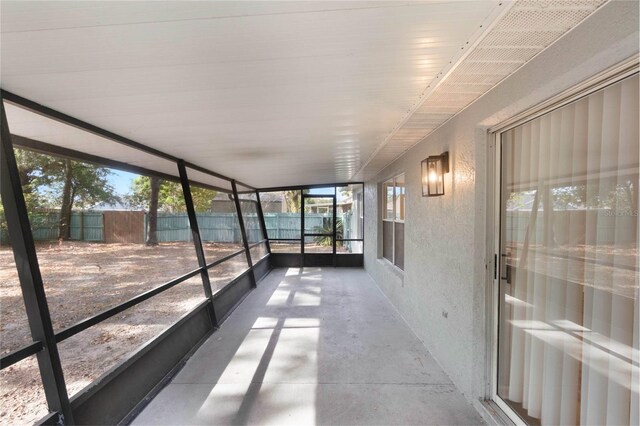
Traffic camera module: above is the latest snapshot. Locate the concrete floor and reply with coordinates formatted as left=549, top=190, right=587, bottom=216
left=132, top=267, right=484, bottom=425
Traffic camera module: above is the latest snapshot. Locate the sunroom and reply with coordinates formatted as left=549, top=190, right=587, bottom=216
left=1, top=1, right=638, bottom=425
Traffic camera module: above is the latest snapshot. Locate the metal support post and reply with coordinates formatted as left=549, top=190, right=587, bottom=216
left=254, top=191, right=271, bottom=255
left=1, top=97, right=74, bottom=424
left=231, top=181, right=257, bottom=288
left=177, top=160, right=218, bottom=327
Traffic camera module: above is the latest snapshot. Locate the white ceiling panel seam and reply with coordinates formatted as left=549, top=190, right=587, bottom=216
left=357, top=0, right=608, bottom=180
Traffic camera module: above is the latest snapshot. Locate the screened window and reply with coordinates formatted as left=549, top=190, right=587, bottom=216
left=259, top=185, right=364, bottom=256
left=259, top=190, right=301, bottom=253
left=237, top=190, right=268, bottom=264
left=189, top=183, right=248, bottom=292
left=8, top=147, right=206, bottom=397
left=382, top=173, right=405, bottom=270
left=336, top=184, right=364, bottom=254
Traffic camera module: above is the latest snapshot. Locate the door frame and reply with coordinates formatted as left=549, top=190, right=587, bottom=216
left=301, top=192, right=337, bottom=266
left=486, top=56, right=639, bottom=425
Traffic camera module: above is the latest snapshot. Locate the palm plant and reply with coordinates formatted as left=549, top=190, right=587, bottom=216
left=313, top=217, right=343, bottom=246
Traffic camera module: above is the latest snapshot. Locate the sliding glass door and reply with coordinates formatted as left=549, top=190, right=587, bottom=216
left=496, top=73, right=639, bottom=425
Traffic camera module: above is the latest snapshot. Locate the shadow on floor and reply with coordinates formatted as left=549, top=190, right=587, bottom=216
left=132, top=267, right=484, bottom=425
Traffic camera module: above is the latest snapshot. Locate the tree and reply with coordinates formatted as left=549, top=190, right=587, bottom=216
left=283, top=190, right=300, bottom=213
left=552, top=186, right=586, bottom=210
left=551, top=182, right=635, bottom=211
left=13, top=148, right=117, bottom=240
left=339, top=186, right=351, bottom=200
left=12, top=149, right=56, bottom=236
left=126, top=177, right=214, bottom=212
left=14, top=149, right=57, bottom=212
left=58, top=159, right=74, bottom=239
left=147, top=176, right=161, bottom=246
left=52, top=160, right=117, bottom=239
left=126, top=176, right=216, bottom=245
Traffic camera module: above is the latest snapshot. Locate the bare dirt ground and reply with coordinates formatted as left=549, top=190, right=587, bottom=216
left=0, top=241, right=249, bottom=425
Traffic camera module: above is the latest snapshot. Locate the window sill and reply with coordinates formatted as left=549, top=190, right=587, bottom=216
left=377, top=257, right=404, bottom=281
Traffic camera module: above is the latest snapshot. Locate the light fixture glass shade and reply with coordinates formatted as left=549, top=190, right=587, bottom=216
left=421, top=151, right=448, bottom=196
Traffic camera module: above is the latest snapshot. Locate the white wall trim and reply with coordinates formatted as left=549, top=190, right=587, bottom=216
left=489, top=55, right=639, bottom=134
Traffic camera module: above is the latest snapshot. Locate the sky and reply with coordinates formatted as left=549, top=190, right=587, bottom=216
left=307, top=187, right=335, bottom=196
left=108, top=170, right=138, bottom=196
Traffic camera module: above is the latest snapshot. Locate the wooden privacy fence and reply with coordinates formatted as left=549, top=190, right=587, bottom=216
left=0, top=210, right=357, bottom=245
left=153, top=212, right=355, bottom=242
left=264, top=213, right=303, bottom=239
left=151, top=213, right=267, bottom=243
left=0, top=211, right=104, bottom=244
left=263, top=212, right=354, bottom=239
left=104, top=211, right=145, bottom=244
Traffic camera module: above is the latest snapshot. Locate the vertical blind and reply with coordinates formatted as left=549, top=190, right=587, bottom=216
left=498, top=74, right=639, bottom=425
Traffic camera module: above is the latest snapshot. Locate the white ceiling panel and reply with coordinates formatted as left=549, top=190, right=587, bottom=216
left=1, top=0, right=503, bottom=188
left=4, top=101, right=238, bottom=192
left=185, top=168, right=233, bottom=192
left=3, top=102, right=181, bottom=177
left=356, top=0, right=608, bottom=180
left=1, top=1, right=440, bottom=33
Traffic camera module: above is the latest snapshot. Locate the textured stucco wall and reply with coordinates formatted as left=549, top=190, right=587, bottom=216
left=363, top=0, right=639, bottom=410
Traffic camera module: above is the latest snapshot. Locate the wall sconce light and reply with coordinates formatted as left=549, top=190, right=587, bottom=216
left=421, top=151, right=449, bottom=197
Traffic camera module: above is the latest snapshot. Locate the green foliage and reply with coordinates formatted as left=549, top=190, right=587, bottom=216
left=506, top=191, right=529, bottom=210
left=552, top=186, right=586, bottom=209
left=339, top=186, right=351, bottom=200
left=14, top=148, right=117, bottom=210
left=11, top=148, right=118, bottom=239
left=510, top=182, right=636, bottom=212
left=14, top=149, right=57, bottom=211
left=552, top=182, right=634, bottom=210
left=189, top=186, right=217, bottom=211
left=55, top=162, right=117, bottom=209
left=604, top=182, right=634, bottom=211
left=313, top=218, right=343, bottom=246
left=126, top=176, right=215, bottom=212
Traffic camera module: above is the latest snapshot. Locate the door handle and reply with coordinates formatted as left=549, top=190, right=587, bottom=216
left=501, top=265, right=511, bottom=283
left=500, top=254, right=511, bottom=283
